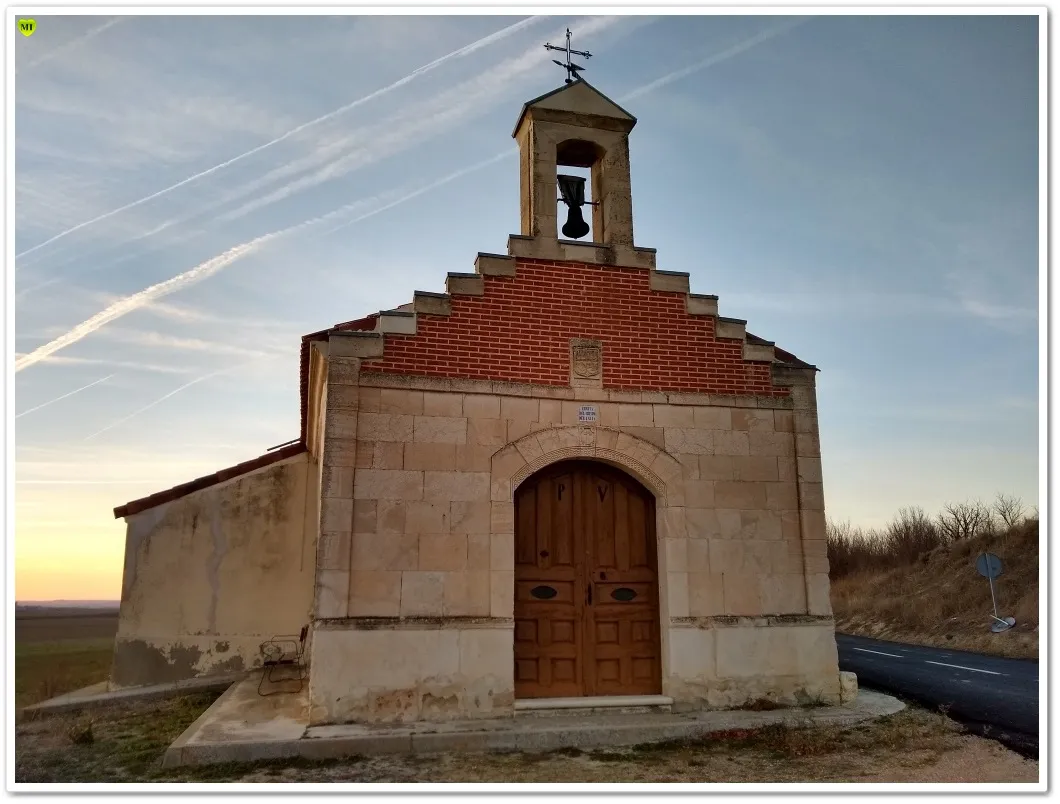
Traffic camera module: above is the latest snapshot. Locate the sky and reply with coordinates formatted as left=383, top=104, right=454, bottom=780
left=12, top=13, right=1040, bottom=601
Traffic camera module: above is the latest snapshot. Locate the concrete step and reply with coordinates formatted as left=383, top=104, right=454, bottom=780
left=164, top=676, right=905, bottom=767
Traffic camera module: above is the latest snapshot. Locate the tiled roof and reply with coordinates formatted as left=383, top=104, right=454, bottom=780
left=113, top=442, right=308, bottom=519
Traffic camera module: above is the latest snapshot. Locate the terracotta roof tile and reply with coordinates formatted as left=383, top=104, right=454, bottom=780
left=113, top=442, right=308, bottom=519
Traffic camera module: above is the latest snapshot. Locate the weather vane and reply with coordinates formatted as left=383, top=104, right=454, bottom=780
left=544, top=28, right=591, bottom=84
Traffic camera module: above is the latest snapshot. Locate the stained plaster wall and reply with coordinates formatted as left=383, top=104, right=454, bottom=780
left=110, top=452, right=318, bottom=688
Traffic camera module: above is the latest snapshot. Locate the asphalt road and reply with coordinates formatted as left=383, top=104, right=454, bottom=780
left=836, top=633, right=1040, bottom=755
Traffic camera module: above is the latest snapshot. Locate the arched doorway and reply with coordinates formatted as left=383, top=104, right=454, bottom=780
left=513, top=460, right=662, bottom=699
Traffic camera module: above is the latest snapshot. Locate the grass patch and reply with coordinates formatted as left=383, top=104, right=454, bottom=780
left=15, top=639, right=114, bottom=709
left=15, top=696, right=1030, bottom=784
left=16, top=692, right=222, bottom=782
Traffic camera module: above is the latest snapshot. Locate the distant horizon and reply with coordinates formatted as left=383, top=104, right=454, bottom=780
left=16, top=599, right=121, bottom=606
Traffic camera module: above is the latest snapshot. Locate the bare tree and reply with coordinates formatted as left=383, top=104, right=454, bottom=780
left=993, top=493, right=1027, bottom=528
left=827, top=519, right=888, bottom=578
left=886, top=506, right=942, bottom=562
left=936, top=500, right=994, bottom=543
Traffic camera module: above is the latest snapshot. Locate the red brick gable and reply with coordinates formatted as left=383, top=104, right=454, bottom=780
left=359, top=258, right=789, bottom=397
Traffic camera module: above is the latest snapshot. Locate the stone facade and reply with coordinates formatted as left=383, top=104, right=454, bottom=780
left=304, top=367, right=839, bottom=725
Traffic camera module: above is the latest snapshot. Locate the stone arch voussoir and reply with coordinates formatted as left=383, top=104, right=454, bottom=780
left=490, top=425, right=685, bottom=507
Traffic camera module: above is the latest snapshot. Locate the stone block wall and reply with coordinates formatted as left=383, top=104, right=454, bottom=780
left=306, top=369, right=840, bottom=725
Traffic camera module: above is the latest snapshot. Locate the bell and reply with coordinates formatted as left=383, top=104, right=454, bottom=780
left=557, top=173, right=590, bottom=240
left=562, top=205, right=590, bottom=239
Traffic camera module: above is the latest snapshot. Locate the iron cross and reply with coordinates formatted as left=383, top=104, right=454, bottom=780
left=544, top=28, right=592, bottom=84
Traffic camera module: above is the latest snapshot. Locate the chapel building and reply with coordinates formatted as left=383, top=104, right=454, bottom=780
left=111, top=77, right=843, bottom=724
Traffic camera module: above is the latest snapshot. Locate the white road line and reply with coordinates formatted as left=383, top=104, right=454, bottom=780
left=925, top=660, right=1003, bottom=676
left=853, top=648, right=904, bottom=658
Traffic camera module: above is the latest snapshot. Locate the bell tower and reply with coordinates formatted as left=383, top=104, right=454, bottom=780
left=510, top=78, right=656, bottom=269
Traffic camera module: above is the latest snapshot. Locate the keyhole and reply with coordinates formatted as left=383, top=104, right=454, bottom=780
left=540, top=550, right=549, bottom=558
left=600, top=571, right=607, bottom=581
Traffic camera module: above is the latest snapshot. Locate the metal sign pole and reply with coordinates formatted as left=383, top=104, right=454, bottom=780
left=987, top=573, right=1000, bottom=621
left=976, top=552, right=1016, bottom=632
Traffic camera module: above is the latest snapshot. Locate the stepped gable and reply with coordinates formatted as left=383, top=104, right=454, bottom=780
left=295, top=256, right=813, bottom=444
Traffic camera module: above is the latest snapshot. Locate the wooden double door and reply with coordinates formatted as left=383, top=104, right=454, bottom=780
left=513, top=460, right=662, bottom=699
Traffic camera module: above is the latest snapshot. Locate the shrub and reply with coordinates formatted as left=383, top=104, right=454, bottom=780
left=66, top=719, right=94, bottom=745
left=827, top=494, right=1033, bottom=580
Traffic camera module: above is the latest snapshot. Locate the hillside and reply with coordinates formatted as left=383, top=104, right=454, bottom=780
left=830, top=517, right=1038, bottom=660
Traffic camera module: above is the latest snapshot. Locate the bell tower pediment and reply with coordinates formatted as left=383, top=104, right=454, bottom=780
left=512, top=79, right=637, bottom=137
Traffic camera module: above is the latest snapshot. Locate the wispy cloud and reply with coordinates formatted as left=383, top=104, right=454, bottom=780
left=16, top=374, right=115, bottom=419
left=141, top=299, right=306, bottom=336
left=81, top=358, right=274, bottom=441
left=13, top=353, right=197, bottom=375
left=17, top=17, right=124, bottom=74
left=957, top=296, right=1037, bottom=324
left=622, top=16, right=812, bottom=101
left=321, top=149, right=516, bottom=236
left=98, top=328, right=281, bottom=360
left=14, top=16, right=544, bottom=261
left=16, top=481, right=163, bottom=486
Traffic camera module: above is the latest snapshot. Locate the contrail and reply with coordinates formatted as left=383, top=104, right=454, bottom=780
left=17, top=15, right=801, bottom=373
left=217, top=15, right=631, bottom=225
left=15, top=374, right=115, bottom=419
left=621, top=16, right=811, bottom=101
left=82, top=355, right=281, bottom=440
left=15, top=239, right=267, bottom=372
left=82, top=371, right=226, bottom=441
left=17, top=17, right=123, bottom=74
left=16, top=218, right=184, bottom=300
left=14, top=16, right=544, bottom=261
left=322, top=149, right=517, bottom=236
left=14, top=189, right=414, bottom=373
left=325, top=18, right=812, bottom=236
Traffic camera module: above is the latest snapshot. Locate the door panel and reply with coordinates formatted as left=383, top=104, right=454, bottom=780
left=513, top=470, right=584, bottom=699
left=514, top=460, right=661, bottom=699
left=582, top=465, right=661, bottom=697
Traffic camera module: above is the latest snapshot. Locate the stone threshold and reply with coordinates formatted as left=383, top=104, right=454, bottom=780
left=163, top=676, right=903, bottom=768
left=514, top=694, right=673, bottom=711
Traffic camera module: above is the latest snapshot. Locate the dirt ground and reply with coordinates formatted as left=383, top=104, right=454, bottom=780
left=14, top=692, right=1039, bottom=785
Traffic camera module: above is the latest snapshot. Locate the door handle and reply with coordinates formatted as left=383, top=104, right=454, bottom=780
left=586, top=583, right=592, bottom=606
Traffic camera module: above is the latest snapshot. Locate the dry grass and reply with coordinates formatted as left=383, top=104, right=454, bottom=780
left=15, top=609, right=120, bottom=644
left=15, top=608, right=120, bottom=709
left=830, top=514, right=1038, bottom=659
left=13, top=694, right=1038, bottom=784
left=15, top=640, right=115, bottom=709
